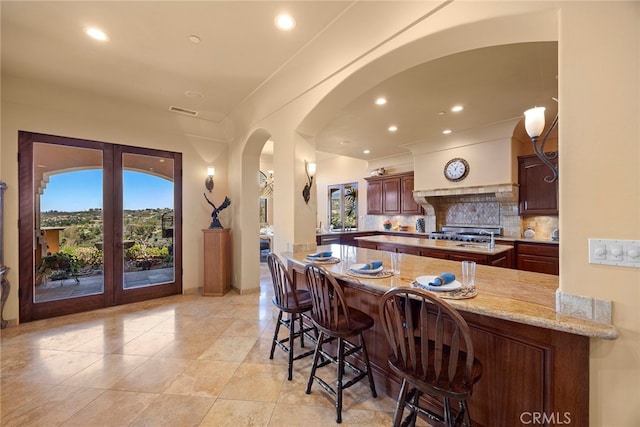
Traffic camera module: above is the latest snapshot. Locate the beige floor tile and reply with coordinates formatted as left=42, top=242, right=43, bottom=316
left=60, top=390, right=158, bottom=426
left=13, top=351, right=104, bottom=385
left=163, top=359, right=239, bottom=397
left=69, top=328, right=145, bottom=353
left=218, top=363, right=285, bottom=402
left=110, top=356, right=192, bottom=393
left=61, top=353, right=149, bottom=388
left=0, top=346, right=66, bottom=379
left=220, top=318, right=270, bottom=338
left=198, top=335, right=257, bottom=362
left=0, top=385, right=103, bottom=427
left=115, top=331, right=176, bottom=356
left=153, top=334, right=218, bottom=359
left=199, top=399, right=275, bottom=427
left=129, top=394, right=214, bottom=427
left=0, top=380, right=54, bottom=418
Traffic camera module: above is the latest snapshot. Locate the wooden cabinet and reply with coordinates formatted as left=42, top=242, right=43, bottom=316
left=202, top=229, right=231, bottom=296
left=382, top=177, right=401, bottom=214
left=366, top=179, right=383, bottom=214
left=516, top=242, right=559, bottom=275
left=518, top=154, right=558, bottom=215
left=400, top=175, right=423, bottom=215
left=365, top=172, right=422, bottom=215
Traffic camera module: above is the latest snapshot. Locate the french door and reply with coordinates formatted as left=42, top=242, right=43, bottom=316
left=18, top=132, right=182, bottom=322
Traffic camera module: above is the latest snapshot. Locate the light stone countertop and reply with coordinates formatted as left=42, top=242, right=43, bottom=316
left=354, top=234, right=514, bottom=255
left=282, top=245, right=617, bottom=340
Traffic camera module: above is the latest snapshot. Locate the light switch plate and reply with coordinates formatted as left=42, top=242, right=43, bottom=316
left=589, top=238, right=640, bottom=267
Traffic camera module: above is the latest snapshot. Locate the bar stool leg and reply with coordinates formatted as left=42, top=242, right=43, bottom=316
left=306, top=331, right=325, bottom=394
left=287, top=313, right=295, bottom=380
left=269, top=310, right=283, bottom=360
left=336, top=337, right=345, bottom=423
left=392, top=379, right=409, bottom=427
left=358, top=332, right=377, bottom=397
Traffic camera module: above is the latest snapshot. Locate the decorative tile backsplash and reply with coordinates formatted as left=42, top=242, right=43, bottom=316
left=444, top=201, right=500, bottom=225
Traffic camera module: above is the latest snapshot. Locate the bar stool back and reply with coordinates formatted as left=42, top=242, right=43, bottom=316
left=267, top=253, right=316, bottom=380
left=379, top=287, right=482, bottom=427
left=303, top=264, right=377, bottom=423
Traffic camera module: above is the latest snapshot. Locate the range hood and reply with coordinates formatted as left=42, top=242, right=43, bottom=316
left=413, top=183, right=519, bottom=211
left=412, top=184, right=520, bottom=235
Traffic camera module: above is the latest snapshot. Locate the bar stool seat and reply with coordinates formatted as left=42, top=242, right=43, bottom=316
left=267, top=253, right=316, bottom=380
left=379, top=287, right=483, bottom=427
left=304, top=264, right=377, bottom=424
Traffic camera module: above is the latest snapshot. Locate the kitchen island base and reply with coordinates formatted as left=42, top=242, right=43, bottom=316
left=288, top=265, right=589, bottom=426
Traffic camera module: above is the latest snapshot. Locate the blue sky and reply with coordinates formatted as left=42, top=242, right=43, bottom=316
left=41, top=169, right=174, bottom=212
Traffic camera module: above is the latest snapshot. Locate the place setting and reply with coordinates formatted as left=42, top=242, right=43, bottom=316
left=346, top=260, right=394, bottom=278
left=411, top=260, right=478, bottom=299
left=305, top=250, right=341, bottom=264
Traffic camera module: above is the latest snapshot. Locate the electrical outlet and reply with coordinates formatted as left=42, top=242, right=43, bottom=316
left=589, top=238, right=640, bottom=268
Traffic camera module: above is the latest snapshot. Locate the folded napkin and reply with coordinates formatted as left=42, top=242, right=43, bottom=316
left=357, top=261, right=383, bottom=271
left=429, top=272, right=456, bottom=286
left=308, top=251, right=332, bottom=258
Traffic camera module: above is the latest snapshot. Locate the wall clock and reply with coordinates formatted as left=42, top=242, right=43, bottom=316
left=444, top=158, right=469, bottom=182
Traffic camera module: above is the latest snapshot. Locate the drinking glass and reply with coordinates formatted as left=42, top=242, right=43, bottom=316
left=461, top=260, right=476, bottom=289
left=391, top=252, right=401, bottom=275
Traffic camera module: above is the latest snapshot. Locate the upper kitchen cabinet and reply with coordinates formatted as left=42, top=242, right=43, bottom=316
left=365, top=172, right=423, bottom=215
left=518, top=154, right=558, bottom=216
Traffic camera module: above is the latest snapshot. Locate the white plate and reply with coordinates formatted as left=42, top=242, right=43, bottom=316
left=415, top=275, right=462, bottom=292
left=307, top=253, right=333, bottom=260
left=350, top=263, right=384, bottom=274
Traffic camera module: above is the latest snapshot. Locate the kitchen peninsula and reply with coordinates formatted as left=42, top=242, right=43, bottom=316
left=355, top=234, right=514, bottom=267
left=282, top=245, right=617, bottom=426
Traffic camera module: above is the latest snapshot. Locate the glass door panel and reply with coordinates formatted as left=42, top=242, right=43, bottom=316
left=121, top=153, right=175, bottom=290
left=33, top=143, right=105, bottom=303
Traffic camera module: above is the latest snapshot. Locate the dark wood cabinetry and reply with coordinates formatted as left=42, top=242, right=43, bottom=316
left=518, top=153, right=559, bottom=215
left=365, top=172, right=422, bottom=215
left=516, top=242, right=559, bottom=275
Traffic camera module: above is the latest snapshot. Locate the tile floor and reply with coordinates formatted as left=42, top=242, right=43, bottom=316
left=0, top=263, right=426, bottom=426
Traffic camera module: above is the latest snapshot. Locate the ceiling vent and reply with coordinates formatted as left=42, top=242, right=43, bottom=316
left=169, top=106, right=198, bottom=117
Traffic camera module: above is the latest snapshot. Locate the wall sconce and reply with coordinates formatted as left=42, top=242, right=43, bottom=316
left=524, top=106, right=559, bottom=183
left=205, top=167, right=215, bottom=192
left=302, top=160, right=316, bottom=204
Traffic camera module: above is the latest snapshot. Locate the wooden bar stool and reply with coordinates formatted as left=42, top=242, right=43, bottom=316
left=303, top=264, right=377, bottom=424
left=267, top=253, right=316, bottom=380
left=379, top=287, right=483, bottom=427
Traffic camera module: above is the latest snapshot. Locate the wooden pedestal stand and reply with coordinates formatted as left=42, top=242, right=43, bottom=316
left=202, top=228, right=231, bottom=296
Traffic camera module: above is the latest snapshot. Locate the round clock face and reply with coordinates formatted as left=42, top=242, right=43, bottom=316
left=444, top=158, right=469, bottom=182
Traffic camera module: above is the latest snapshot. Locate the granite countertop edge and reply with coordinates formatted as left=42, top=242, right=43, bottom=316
left=282, top=249, right=616, bottom=340
left=316, top=229, right=559, bottom=244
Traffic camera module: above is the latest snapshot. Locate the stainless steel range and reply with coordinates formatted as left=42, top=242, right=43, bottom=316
left=427, top=226, right=501, bottom=243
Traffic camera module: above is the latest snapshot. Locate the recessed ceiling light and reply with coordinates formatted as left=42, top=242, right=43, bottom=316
left=442, top=129, right=453, bottom=135
left=451, top=105, right=464, bottom=112
left=388, top=125, right=398, bottom=132
left=363, top=149, right=371, bottom=154
left=340, top=140, right=350, bottom=145
left=275, top=14, right=296, bottom=30
left=438, top=111, right=446, bottom=115
left=184, top=90, right=204, bottom=99
left=375, top=97, right=387, bottom=106
left=188, top=35, right=201, bottom=44
left=84, top=27, right=109, bottom=41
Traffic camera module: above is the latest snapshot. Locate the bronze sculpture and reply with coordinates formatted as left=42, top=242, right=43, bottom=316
left=204, top=193, right=231, bottom=229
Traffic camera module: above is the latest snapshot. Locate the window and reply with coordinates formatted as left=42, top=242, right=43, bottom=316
left=328, top=183, right=358, bottom=231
